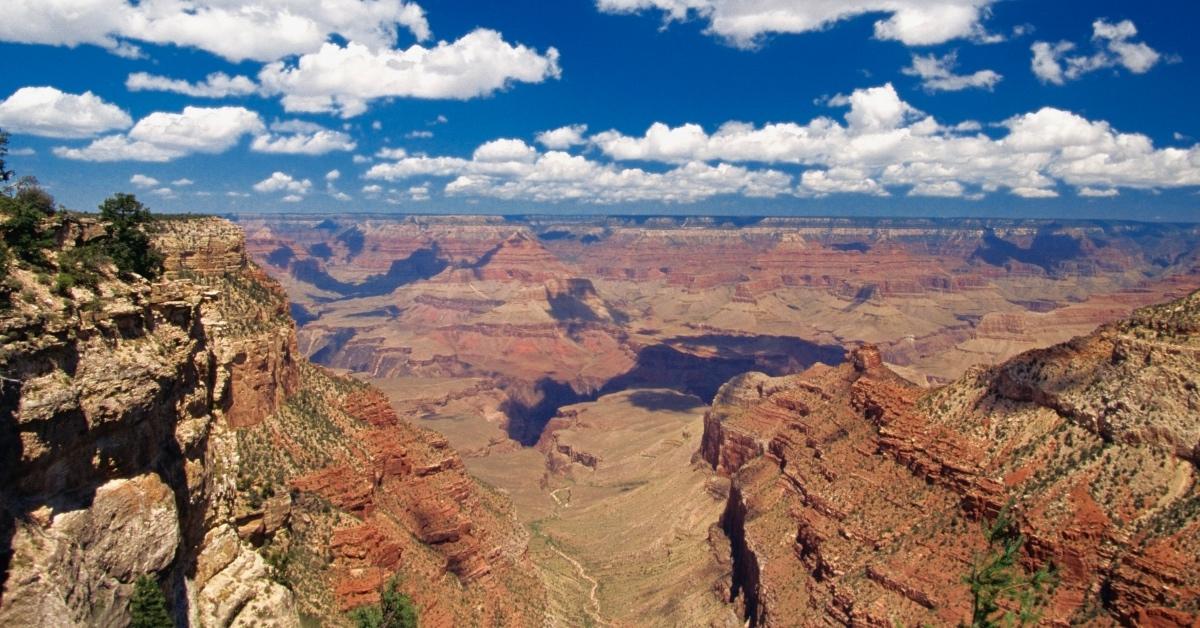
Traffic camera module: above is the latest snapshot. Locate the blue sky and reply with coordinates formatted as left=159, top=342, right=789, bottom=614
left=1, top=0, right=1198, bottom=219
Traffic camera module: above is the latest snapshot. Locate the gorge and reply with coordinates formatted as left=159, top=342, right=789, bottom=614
left=2, top=213, right=1198, bottom=626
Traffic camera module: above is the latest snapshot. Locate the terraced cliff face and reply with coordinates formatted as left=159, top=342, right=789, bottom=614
left=0, top=217, right=543, bottom=626
left=702, top=293, right=1200, bottom=626
left=242, top=215, right=1200, bottom=403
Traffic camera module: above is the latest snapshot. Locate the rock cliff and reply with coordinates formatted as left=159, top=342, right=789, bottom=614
left=702, top=294, right=1200, bottom=626
left=0, top=217, right=544, bottom=626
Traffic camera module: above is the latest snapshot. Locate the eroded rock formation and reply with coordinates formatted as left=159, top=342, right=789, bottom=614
left=0, top=217, right=544, bottom=626
left=702, top=292, right=1200, bottom=625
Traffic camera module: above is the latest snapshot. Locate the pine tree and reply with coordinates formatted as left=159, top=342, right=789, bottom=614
left=0, top=130, right=13, bottom=183
left=129, top=574, right=174, bottom=628
left=98, top=193, right=163, bottom=279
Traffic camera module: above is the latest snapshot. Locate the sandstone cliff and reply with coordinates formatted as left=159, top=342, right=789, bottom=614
left=0, top=217, right=544, bottom=626
left=702, top=295, right=1200, bottom=626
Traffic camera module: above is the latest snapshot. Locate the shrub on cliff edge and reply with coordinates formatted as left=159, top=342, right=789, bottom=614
left=99, top=193, right=163, bottom=279
left=350, top=576, right=419, bottom=628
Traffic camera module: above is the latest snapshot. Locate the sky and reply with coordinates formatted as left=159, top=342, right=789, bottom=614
left=1, top=0, right=1199, bottom=220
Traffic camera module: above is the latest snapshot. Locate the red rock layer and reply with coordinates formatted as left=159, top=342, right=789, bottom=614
left=704, top=295, right=1200, bottom=627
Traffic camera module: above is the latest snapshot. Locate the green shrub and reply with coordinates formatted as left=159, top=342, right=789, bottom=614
left=129, top=574, right=174, bottom=628
left=350, top=577, right=419, bottom=628
left=964, top=504, right=1058, bottom=627
left=1, top=178, right=56, bottom=266
left=99, top=193, right=163, bottom=279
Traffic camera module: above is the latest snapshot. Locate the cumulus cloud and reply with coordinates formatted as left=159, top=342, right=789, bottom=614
left=1, top=0, right=430, bottom=63
left=54, top=106, right=264, bottom=161
left=365, top=140, right=794, bottom=204
left=250, top=120, right=356, bottom=155
left=536, top=124, right=589, bottom=149
left=587, top=83, right=1200, bottom=198
left=172, top=178, right=194, bottom=186
left=1032, top=19, right=1168, bottom=85
left=596, top=0, right=998, bottom=47
left=902, top=52, right=1001, bottom=92
left=253, top=171, right=313, bottom=195
left=257, top=29, right=561, bottom=117
left=0, top=86, right=131, bottom=138
left=130, top=174, right=159, bottom=188
left=374, top=147, right=408, bottom=160
left=127, top=72, right=260, bottom=98
left=474, top=138, right=538, bottom=163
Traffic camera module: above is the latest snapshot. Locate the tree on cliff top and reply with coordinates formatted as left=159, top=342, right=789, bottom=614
left=964, top=504, right=1058, bottom=627
left=99, top=192, right=163, bottom=279
left=350, top=576, right=419, bottom=628
left=129, top=574, right=174, bottom=628
left=0, top=130, right=13, bottom=183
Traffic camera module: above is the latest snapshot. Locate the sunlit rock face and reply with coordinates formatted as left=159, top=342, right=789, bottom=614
left=701, top=292, right=1200, bottom=625
left=0, top=217, right=546, bottom=626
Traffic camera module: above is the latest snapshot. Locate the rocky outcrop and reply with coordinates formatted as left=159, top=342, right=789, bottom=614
left=0, top=217, right=545, bottom=626
left=703, top=291, right=1200, bottom=626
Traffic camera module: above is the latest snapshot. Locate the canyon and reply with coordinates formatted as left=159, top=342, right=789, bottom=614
left=2, top=213, right=1198, bottom=626
left=240, top=214, right=1199, bottom=625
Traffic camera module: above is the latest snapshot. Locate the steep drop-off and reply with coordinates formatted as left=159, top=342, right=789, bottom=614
left=0, top=217, right=544, bottom=626
left=703, top=292, right=1200, bottom=626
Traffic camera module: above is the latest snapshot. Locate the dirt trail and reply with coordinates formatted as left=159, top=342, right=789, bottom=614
left=549, top=544, right=608, bottom=626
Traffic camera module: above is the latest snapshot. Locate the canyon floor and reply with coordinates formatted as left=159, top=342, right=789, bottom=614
left=373, top=376, right=738, bottom=626
left=245, top=214, right=1200, bottom=625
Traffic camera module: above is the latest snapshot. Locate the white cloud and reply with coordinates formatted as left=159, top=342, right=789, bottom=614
left=800, top=168, right=887, bottom=197
left=375, top=147, right=408, bottom=160
left=1032, top=19, right=1167, bottom=85
left=1078, top=187, right=1118, bottom=197
left=408, top=184, right=431, bottom=201
left=371, top=120, right=383, bottom=131
left=127, top=72, right=260, bottom=98
left=473, top=138, right=538, bottom=163
left=406, top=130, right=434, bottom=139
left=325, top=169, right=341, bottom=182
left=253, top=171, right=312, bottom=195
left=353, top=154, right=372, bottom=164
left=902, top=52, right=1001, bottom=92
left=1011, top=186, right=1059, bottom=198
left=366, top=139, right=794, bottom=204
left=537, top=124, right=589, bottom=149
left=250, top=121, right=357, bottom=155
left=55, top=106, right=264, bottom=161
left=281, top=194, right=304, bottom=203
left=596, top=0, right=998, bottom=48
left=0, top=86, right=131, bottom=138
left=257, top=29, right=561, bottom=117
left=1, top=0, right=430, bottom=63
left=130, top=174, right=159, bottom=188
left=8, top=147, right=36, bottom=156
left=585, top=83, right=1200, bottom=198
left=149, top=187, right=176, bottom=198
left=366, top=156, right=469, bottom=179
left=172, top=178, right=194, bottom=186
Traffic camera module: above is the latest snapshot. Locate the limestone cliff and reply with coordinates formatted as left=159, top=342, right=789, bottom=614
left=703, top=295, right=1200, bottom=626
left=0, top=217, right=544, bottom=626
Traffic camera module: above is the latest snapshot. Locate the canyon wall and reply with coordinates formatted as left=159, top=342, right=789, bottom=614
left=0, top=217, right=544, bottom=626
left=702, top=293, right=1200, bottom=625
